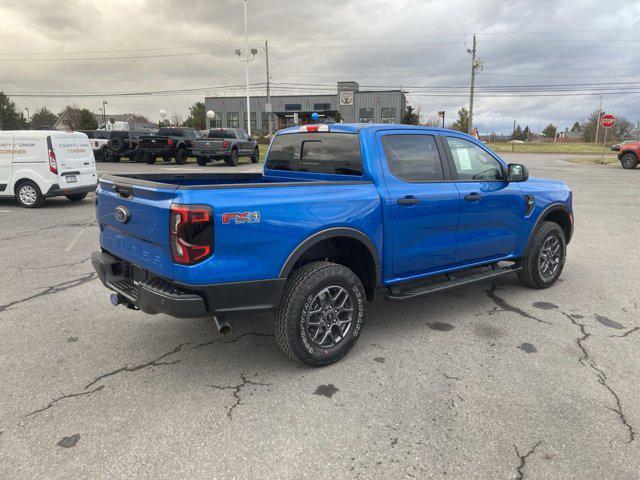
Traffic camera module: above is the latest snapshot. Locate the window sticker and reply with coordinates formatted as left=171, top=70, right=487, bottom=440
left=456, top=149, right=473, bottom=170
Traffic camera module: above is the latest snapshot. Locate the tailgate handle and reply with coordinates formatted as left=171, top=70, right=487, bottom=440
left=114, top=184, right=133, bottom=198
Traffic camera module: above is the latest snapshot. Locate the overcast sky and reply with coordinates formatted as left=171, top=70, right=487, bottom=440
left=0, top=0, right=639, bottom=133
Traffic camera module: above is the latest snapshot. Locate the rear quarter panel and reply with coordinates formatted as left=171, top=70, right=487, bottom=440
left=173, top=182, right=383, bottom=285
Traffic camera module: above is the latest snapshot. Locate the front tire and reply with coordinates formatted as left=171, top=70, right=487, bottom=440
left=175, top=148, right=187, bottom=165
left=146, top=155, right=157, bottom=165
left=250, top=147, right=259, bottom=163
left=620, top=153, right=638, bottom=169
left=274, top=261, right=366, bottom=367
left=517, top=221, right=566, bottom=289
left=66, top=193, right=87, bottom=202
left=196, top=156, right=208, bottom=166
left=16, top=180, right=45, bottom=208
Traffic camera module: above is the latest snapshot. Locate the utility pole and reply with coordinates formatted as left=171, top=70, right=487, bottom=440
left=511, top=120, right=516, bottom=152
left=243, top=0, right=251, bottom=136
left=594, top=93, right=602, bottom=144
left=264, top=40, right=272, bottom=138
left=467, top=34, right=479, bottom=135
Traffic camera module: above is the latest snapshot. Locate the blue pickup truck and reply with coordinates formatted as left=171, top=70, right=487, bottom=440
left=92, top=124, right=573, bottom=366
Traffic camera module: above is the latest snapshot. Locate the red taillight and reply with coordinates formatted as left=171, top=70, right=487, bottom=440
left=48, top=149, right=57, bottom=174
left=222, top=140, right=230, bottom=148
left=299, top=125, right=329, bottom=133
left=169, top=204, right=214, bottom=265
left=167, top=138, right=174, bottom=147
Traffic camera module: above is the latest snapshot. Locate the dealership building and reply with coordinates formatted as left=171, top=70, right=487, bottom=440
left=204, top=81, right=407, bottom=132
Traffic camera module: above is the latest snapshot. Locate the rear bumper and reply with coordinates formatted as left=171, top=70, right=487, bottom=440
left=92, top=251, right=285, bottom=317
left=46, top=183, right=97, bottom=198
left=137, top=147, right=173, bottom=156
left=191, top=149, right=228, bottom=158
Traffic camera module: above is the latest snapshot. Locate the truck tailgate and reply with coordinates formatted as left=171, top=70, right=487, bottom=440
left=96, top=178, right=177, bottom=279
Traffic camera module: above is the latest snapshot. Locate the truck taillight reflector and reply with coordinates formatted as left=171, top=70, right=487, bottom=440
left=167, top=138, right=174, bottom=147
left=48, top=149, right=58, bottom=174
left=169, top=204, right=214, bottom=265
left=222, top=140, right=230, bottom=148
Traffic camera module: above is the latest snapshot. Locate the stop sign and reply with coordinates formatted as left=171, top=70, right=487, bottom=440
left=601, top=114, right=616, bottom=128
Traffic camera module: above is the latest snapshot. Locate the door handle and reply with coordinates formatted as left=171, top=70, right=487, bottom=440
left=397, top=196, right=420, bottom=206
left=464, top=193, right=482, bottom=202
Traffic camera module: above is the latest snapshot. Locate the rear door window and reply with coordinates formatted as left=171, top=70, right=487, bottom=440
left=382, top=134, right=445, bottom=182
left=266, top=133, right=362, bottom=176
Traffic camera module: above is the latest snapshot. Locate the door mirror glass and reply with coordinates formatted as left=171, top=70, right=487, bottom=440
left=508, top=163, right=529, bottom=182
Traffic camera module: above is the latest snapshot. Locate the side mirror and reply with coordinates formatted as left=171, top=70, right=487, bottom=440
left=508, top=163, right=529, bottom=182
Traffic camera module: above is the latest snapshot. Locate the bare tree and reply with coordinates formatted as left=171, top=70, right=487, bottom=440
left=170, top=112, right=184, bottom=126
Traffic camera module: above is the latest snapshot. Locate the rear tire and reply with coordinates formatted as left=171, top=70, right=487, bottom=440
left=66, top=193, right=87, bottom=202
left=620, top=152, right=638, bottom=169
left=517, top=221, right=566, bottom=289
left=196, top=156, right=208, bottom=166
left=175, top=148, right=187, bottom=165
left=225, top=149, right=238, bottom=166
left=16, top=180, right=45, bottom=208
left=251, top=147, right=259, bottom=163
left=274, top=261, right=366, bottom=367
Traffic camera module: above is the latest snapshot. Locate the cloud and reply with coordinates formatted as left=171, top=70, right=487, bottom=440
left=0, top=0, right=638, bottom=133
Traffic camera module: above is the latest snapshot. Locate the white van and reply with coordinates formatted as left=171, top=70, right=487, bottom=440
left=0, top=130, right=97, bottom=208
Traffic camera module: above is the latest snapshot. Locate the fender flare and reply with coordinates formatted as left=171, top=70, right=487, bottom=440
left=524, top=203, right=573, bottom=253
left=278, top=227, right=381, bottom=286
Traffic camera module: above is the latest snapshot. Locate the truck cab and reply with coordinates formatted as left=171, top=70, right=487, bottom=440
left=92, top=124, right=573, bottom=366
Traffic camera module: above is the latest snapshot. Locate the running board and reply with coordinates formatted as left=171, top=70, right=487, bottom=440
left=385, top=264, right=521, bottom=302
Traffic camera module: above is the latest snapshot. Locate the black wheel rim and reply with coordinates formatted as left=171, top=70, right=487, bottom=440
left=623, top=155, right=633, bottom=167
left=305, top=285, right=354, bottom=348
left=538, top=235, right=562, bottom=279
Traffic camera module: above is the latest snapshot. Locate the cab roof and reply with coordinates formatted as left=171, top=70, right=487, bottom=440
left=276, top=123, right=469, bottom=136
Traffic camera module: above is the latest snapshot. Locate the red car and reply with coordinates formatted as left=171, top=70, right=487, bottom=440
left=618, top=142, right=640, bottom=169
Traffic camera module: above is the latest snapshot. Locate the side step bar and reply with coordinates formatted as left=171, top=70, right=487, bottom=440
left=385, top=264, right=521, bottom=302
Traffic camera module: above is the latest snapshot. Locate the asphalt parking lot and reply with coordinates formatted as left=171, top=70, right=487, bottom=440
left=1, top=154, right=638, bottom=479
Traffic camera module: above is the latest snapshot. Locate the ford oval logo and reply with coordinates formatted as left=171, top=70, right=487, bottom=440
left=114, top=205, right=131, bottom=224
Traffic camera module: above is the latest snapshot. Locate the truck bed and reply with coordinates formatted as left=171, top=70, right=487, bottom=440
left=100, top=173, right=372, bottom=189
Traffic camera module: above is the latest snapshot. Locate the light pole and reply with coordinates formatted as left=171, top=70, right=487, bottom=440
left=24, top=108, right=30, bottom=125
left=207, top=110, right=216, bottom=129
left=235, top=0, right=258, bottom=136
left=102, top=100, right=107, bottom=126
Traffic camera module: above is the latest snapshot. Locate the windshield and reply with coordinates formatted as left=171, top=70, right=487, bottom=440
left=266, top=132, right=362, bottom=176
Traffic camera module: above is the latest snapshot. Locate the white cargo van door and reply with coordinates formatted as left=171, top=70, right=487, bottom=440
left=0, top=133, right=14, bottom=195
left=71, top=132, right=97, bottom=188
left=11, top=133, right=49, bottom=191
left=50, top=132, right=96, bottom=189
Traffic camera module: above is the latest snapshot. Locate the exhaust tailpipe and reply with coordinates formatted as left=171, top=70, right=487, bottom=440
left=213, top=315, right=231, bottom=336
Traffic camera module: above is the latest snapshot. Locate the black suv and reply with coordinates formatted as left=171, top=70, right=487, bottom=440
left=137, top=127, right=201, bottom=164
left=105, top=130, right=154, bottom=163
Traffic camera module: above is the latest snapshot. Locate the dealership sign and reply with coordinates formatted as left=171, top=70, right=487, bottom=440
left=600, top=114, right=616, bottom=128
left=339, top=90, right=354, bottom=106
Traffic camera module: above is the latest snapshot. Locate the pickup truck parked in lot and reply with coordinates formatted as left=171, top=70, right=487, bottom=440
left=92, top=124, right=573, bottom=366
left=105, top=130, right=153, bottom=163
left=192, top=128, right=259, bottom=166
left=617, top=141, right=639, bottom=169
left=79, top=130, right=110, bottom=161
left=137, top=127, right=200, bottom=165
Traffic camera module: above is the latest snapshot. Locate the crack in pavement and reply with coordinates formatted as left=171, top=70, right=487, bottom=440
left=0, top=218, right=96, bottom=241
left=0, top=271, right=97, bottom=313
left=24, top=386, right=104, bottom=417
left=514, top=440, right=542, bottom=480
left=560, top=310, right=636, bottom=443
left=191, top=331, right=274, bottom=350
left=609, top=326, right=640, bottom=339
left=208, top=373, right=270, bottom=418
left=84, top=342, right=192, bottom=389
left=485, top=283, right=552, bottom=325
left=5, top=257, right=90, bottom=273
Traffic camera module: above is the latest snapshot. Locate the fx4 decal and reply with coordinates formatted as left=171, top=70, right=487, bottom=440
left=222, top=211, right=261, bottom=224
